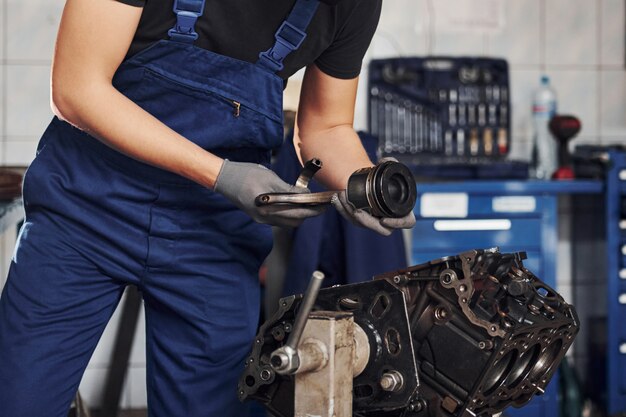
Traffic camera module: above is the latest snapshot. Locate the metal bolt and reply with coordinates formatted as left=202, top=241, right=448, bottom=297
left=260, top=369, right=272, bottom=381
left=270, top=352, right=289, bottom=371
left=380, top=370, right=404, bottom=392
left=478, top=340, right=493, bottom=350
left=412, top=400, right=425, bottom=412
left=442, top=273, right=452, bottom=284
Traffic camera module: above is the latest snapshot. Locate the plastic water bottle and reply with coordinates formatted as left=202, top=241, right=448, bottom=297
left=531, top=75, right=558, bottom=179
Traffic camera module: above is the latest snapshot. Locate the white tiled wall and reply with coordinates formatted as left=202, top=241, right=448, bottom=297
left=1, top=0, right=624, bottom=163
left=0, top=0, right=62, bottom=165
left=355, top=0, right=626, bottom=155
left=0, top=0, right=624, bottom=411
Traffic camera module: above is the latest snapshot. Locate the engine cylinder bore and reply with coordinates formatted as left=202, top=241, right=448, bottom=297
left=347, top=161, right=417, bottom=218
left=482, top=349, right=518, bottom=395
left=527, top=339, right=564, bottom=382
left=504, top=344, right=541, bottom=389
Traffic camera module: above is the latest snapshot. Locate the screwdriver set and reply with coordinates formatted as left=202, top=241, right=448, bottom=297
left=368, top=57, right=511, bottom=163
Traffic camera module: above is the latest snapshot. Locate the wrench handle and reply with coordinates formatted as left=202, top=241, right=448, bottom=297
left=286, top=271, right=326, bottom=351
left=255, top=191, right=336, bottom=206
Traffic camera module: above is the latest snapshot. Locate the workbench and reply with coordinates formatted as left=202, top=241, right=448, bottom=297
left=410, top=179, right=603, bottom=417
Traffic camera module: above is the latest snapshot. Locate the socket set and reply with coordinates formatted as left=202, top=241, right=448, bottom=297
left=368, top=57, right=511, bottom=162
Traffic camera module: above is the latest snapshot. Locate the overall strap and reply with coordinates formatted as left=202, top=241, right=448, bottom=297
left=168, top=0, right=206, bottom=43
left=257, top=0, right=320, bottom=73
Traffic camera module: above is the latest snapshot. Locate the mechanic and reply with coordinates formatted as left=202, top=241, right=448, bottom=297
left=0, top=0, right=415, bottom=416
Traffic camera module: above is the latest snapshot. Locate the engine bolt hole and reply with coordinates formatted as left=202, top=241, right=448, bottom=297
left=434, top=307, right=449, bottom=321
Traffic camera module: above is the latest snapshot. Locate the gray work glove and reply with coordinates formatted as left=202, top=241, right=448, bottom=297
left=331, top=190, right=416, bottom=236
left=214, top=160, right=326, bottom=228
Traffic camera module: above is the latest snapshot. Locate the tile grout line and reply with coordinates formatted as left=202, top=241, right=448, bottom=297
left=0, top=59, right=52, bottom=66
left=597, top=0, right=603, bottom=143
left=539, top=0, right=548, bottom=74
left=1, top=0, right=7, bottom=164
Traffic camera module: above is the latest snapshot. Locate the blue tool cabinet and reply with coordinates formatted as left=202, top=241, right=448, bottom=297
left=605, top=150, right=626, bottom=415
left=410, top=180, right=602, bottom=417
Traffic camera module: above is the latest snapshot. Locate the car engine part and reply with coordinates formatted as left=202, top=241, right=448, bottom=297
left=346, top=160, right=417, bottom=218
left=239, top=248, right=578, bottom=417
left=255, top=158, right=417, bottom=218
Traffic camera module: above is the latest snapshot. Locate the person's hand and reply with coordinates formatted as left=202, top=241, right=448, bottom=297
left=331, top=190, right=416, bottom=236
left=214, top=160, right=325, bottom=227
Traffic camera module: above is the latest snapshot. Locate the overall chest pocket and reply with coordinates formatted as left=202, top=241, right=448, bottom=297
left=130, top=68, right=282, bottom=151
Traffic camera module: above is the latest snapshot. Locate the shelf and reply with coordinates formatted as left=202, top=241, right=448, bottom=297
left=417, top=179, right=603, bottom=195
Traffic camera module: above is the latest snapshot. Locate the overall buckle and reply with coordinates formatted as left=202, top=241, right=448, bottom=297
left=259, top=22, right=308, bottom=71
left=168, top=0, right=205, bottom=43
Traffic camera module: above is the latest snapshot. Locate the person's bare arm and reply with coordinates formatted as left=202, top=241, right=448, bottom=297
left=293, top=64, right=373, bottom=191
left=51, top=0, right=223, bottom=188
left=294, top=64, right=415, bottom=235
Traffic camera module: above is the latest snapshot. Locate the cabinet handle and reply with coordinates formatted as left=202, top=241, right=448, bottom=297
left=433, top=219, right=512, bottom=231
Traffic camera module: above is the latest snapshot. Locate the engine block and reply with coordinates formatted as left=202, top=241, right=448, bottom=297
left=239, top=248, right=579, bottom=417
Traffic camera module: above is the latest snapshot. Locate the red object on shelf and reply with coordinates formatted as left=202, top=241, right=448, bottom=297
left=549, top=115, right=581, bottom=180
left=552, top=166, right=575, bottom=180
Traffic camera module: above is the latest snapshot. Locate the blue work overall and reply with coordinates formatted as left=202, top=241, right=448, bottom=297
left=0, top=0, right=320, bottom=415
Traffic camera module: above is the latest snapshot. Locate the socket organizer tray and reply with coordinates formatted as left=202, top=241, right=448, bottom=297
left=368, top=57, right=511, bottom=163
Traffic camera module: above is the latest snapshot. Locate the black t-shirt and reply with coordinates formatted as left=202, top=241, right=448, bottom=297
left=116, top=0, right=382, bottom=80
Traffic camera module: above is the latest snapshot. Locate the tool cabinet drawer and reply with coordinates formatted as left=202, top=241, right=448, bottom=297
left=415, top=194, right=543, bottom=218
left=621, top=352, right=626, bottom=393
left=411, top=218, right=542, bottom=251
